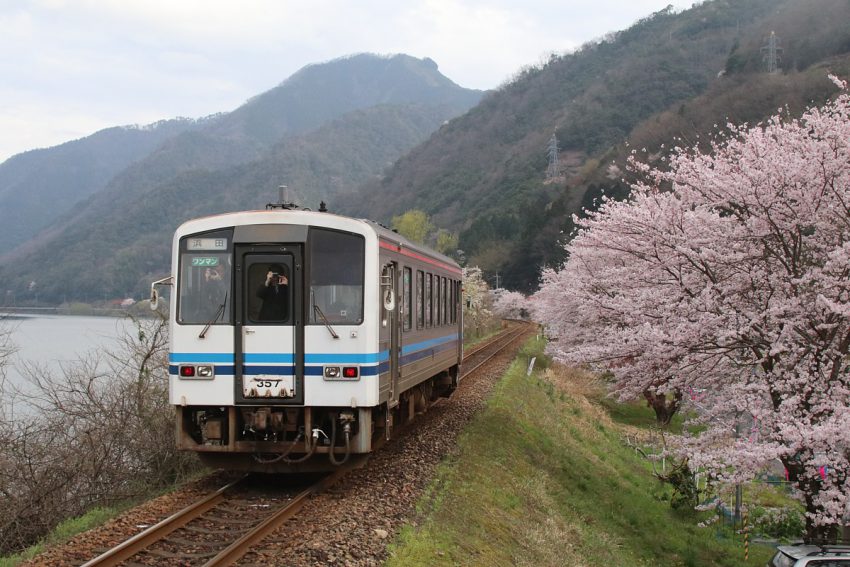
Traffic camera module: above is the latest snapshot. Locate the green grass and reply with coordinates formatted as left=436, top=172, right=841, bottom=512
left=0, top=507, right=122, bottom=567
left=386, top=339, right=774, bottom=566
left=463, top=325, right=502, bottom=350
left=599, top=395, right=688, bottom=433
left=0, top=471, right=208, bottom=566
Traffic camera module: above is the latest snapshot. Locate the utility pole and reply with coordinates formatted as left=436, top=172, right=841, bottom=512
left=761, top=31, right=783, bottom=74
left=546, top=133, right=560, bottom=180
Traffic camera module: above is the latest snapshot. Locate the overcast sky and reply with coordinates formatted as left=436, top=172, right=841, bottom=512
left=0, top=1, right=694, bottom=164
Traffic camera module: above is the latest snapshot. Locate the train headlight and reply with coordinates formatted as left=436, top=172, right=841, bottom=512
left=324, top=366, right=341, bottom=378
left=178, top=364, right=214, bottom=379
left=324, top=366, right=359, bottom=380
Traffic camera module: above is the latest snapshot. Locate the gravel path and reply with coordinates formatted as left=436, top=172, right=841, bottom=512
left=21, top=329, right=529, bottom=566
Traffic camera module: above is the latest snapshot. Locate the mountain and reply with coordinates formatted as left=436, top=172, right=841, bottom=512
left=209, top=54, right=480, bottom=146
left=0, top=54, right=483, bottom=304
left=0, top=119, right=201, bottom=252
left=337, top=0, right=850, bottom=291
left=6, top=0, right=849, bottom=303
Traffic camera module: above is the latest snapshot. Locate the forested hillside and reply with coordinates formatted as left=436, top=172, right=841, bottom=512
left=1, top=103, right=474, bottom=302
left=339, top=0, right=850, bottom=291
left=3, top=0, right=849, bottom=303
left=0, top=55, right=482, bottom=303
left=0, top=118, right=201, bottom=252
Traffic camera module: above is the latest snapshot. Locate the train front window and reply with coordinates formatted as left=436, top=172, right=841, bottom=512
left=246, top=261, right=292, bottom=324
left=177, top=230, right=233, bottom=325
left=308, top=228, right=365, bottom=325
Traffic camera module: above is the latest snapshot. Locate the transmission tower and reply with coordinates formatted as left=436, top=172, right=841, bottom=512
left=546, top=133, right=561, bottom=180
left=761, top=31, right=783, bottom=74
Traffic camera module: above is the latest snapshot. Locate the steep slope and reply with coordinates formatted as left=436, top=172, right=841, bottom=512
left=0, top=54, right=483, bottom=303
left=1, top=103, right=471, bottom=302
left=0, top=53, right=482, bottom=257
left=0, top=119, right=200, bottom=251
left=210, top=53, right=482, bottom=145
left=85, top=53, right=484, bottom=206
left=338, top=0, right=850, bottom=291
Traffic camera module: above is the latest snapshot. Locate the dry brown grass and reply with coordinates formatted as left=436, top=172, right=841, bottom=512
left=542, top=364, right=660, bottom=445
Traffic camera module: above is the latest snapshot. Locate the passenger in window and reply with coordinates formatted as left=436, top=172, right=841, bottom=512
left=257, top=263, right=289, bottom=321
left=203, top=264, right=227, bottom=307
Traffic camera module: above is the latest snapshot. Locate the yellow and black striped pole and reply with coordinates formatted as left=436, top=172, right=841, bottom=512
left=743, top=509, right=750, bottom=561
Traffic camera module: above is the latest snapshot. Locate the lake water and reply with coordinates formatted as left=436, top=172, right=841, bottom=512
left=1, top=314, right=133, bottom=395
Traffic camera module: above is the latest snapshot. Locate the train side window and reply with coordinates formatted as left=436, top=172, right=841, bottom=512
left=452, top=279, right=458, bottom=324
left=416, top=270, right=424, bottom=329
left=434, top=276, right=443, bottom=325
left=435, top=275, right=442, bottom=326
left=455, top=280, right=461, bottom=323
left=403, top=267, right=412, bottom=332
left=426, top=274, right=432, bottom=328
left=442, top=277, right=448, bottom=326
left=449, top=279, right=454, bottom=324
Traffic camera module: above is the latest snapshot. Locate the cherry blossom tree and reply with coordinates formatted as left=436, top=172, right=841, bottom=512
left=462, top=266, right=494, bottom=337
left=534, top=78, right=850, bottom=540
left=492, top=290, right=530, bottom=320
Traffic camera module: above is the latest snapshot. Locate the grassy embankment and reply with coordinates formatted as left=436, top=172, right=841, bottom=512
left=386, top=337, right=775, bottom=566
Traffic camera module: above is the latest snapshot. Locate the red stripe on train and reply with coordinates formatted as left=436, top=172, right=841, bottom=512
left=379, top=240, right=462, bottom=275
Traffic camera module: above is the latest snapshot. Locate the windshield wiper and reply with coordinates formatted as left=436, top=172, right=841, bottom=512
left=313, top=304, right=339, bottom=339
left=199, top=293, right=227, bottom=339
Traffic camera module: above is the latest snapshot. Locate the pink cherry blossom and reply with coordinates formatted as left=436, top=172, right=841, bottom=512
left=533, top=82, right=850, bottom=540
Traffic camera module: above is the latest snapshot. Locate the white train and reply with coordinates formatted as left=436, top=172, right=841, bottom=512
left=151, top=205, right=463, bottom=471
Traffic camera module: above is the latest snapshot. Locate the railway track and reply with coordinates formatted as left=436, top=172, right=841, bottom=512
left=82, top=467, right=355, bottom=567
left=81, top=321, right=533, bottom=566
left=461, top=321, right=530, bottom=378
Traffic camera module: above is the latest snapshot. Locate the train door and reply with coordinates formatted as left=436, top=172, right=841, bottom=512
left=234, top=245, right=304, bottom=405
left=381, top=262, right=400, bottom=408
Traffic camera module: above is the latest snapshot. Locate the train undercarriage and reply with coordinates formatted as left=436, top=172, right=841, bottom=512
left=179, top=367, right=459, bottom=473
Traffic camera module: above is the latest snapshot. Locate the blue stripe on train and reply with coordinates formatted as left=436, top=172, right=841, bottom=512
left=170, top=353, right=383, bottom=364
left=376, top=337, right=460, bottom=374
left=169, top=333, right=459, bottom=376
left=401, top=333, right=459, bottom=355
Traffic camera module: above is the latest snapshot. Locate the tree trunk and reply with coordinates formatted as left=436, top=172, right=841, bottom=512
left=784, top=458, right=841, bottom=543
left=643, top=388, right=682, bottom=426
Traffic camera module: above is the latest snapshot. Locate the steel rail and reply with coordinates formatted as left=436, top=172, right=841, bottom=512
left=203, top=465, right=353, bottom=566
left=463, top=324, right=518, bottom=358
left=461, top=323, right=531, bottom=378
left=80, top=476, right=248, bottom=567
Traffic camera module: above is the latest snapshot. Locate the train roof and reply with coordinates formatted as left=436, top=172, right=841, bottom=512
left=361, top=218, right=460, bottom=271
left=175, top=208, right=461, bottom=272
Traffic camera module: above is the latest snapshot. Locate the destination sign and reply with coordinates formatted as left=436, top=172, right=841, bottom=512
left=188, top=238, right=227, bottom=251
left=191, top=257, right=220, bottom=267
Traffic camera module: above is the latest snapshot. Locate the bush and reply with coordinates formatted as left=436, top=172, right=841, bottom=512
left=751, top=506, right=805, bottom=540
left=0, top=314, right=200, bottom=554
